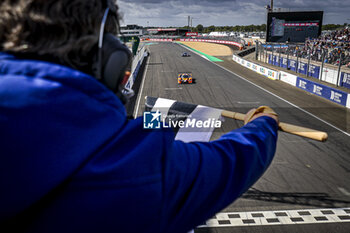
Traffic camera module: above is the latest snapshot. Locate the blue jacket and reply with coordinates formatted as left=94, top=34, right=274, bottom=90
left=0, top=52, right=278, bottom=233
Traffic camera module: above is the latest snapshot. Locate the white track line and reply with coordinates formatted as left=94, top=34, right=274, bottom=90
left=338, top=187, right=350, bottom=197
left=215, top=62, right=350, bottom=137
left=134, top=55, right=150, bottom=118
left=171, top=44, right=350, bottom=229
left=177, top=43, right=350, bottom=137
left=197, top=207, right=350, bottom=228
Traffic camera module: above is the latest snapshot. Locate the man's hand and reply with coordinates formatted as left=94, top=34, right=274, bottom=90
left=244, top=106, right=279, bottom=125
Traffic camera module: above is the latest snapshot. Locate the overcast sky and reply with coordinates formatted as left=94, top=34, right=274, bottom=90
left=118, top=0, right=350, bottom=27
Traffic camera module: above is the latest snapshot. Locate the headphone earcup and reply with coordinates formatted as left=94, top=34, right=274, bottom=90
left=103, top=50, right=129, bottom=91
left=96, top=33, right=132, bottom=93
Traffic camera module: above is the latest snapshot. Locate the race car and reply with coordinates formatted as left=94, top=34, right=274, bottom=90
left=178, top=73, right=193, bottom=84
left=181, top=52, right=191, bottom=57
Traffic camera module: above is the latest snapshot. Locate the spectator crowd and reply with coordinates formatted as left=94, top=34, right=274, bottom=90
left=273, top=27, right=350, bottom=68
left=304, top=27, right=350, bottom=67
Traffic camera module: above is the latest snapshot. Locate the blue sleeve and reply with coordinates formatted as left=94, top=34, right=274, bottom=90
left=160, top=116, right=278, bottom=233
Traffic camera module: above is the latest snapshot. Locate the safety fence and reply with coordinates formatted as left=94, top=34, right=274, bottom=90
left=255, top=43, right=350, bottom=89
left=232, top=54, right=350, bottom=108
left=125, top=45, right=148, bottom=90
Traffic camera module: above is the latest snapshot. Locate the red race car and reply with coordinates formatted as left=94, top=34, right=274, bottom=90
left=178, top=73, right=193, bottom=84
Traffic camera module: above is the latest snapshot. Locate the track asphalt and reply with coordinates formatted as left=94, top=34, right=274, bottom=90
left=135, top=42, right=350, bottom=233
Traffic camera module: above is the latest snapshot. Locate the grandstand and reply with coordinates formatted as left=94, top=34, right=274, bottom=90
left=146, top=28, right=190, bottom=37
left=270, top=27, right=350, bottom=68
left=120, top=25, right=146, bottom=37
left=304, top=27, right=350, bottom=67
left=256, top=26, right=350, bottom=89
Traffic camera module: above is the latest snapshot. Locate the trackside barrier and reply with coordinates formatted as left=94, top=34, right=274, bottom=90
left=297, top=76, right=349, bottom=107
left=147, top=38, right=173, bottom=42
left=180, top=38, right=243, bottom=49
left=232, top=55, right=279, bottom=80
left=279, top=71, right=297, bottom=86
left=237, top=47, right=255, bottom=57
left=340, top=72, right=350, bottom=89
left=267, top=54, right=350, bottom=89
left=141, top=38, right=244, bottom=49
left=280, top=71, right=350, bottom=108
left=125, top=46, right=148, bottom=90
left=268, top=54, right=321, bottom=79
left=234, top=55, right=350, bottom=108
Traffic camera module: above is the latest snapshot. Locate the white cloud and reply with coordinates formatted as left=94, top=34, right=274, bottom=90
left=118, top=0, right=350, bottom=26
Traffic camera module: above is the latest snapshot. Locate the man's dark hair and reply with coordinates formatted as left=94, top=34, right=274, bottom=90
left=0, top=0, right=120, bottom=75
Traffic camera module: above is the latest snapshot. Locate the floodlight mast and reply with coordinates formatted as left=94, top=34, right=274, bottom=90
left=271, top=0, right=273, bottom=12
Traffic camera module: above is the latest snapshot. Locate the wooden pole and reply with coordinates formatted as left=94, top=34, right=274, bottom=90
left=221, top=110, right=328, bottom=142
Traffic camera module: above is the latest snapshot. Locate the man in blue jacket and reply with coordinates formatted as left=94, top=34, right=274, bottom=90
left=0, top=0, right=278, bottom=232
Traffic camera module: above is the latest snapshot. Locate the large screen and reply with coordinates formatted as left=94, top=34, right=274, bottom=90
left=266, top=11, right=323, bottom=43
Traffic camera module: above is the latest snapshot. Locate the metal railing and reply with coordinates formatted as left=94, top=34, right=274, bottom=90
left=255, top=41, right=350, bottom=88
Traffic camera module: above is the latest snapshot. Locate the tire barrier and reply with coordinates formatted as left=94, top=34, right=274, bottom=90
left=237, top=47, right=255, bottom=57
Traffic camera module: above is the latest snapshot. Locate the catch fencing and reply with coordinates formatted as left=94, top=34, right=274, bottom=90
left=255, top=43, right=350, bottom=89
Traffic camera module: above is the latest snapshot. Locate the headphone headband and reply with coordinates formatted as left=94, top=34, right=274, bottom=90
left=94, top=4, right=134, bottom=104
left=96, top=7, right=110, bottom=80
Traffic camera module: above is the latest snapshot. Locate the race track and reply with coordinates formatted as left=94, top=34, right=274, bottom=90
left=135, top=42, right=350, bottom=232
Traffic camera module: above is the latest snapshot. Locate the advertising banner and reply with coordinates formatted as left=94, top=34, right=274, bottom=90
left=298, top=62, right=307, bottom=75
left=232, top=55, right=243, bottom=64
left=232, top=55, right=237, bottom=62
left=251, top=63, right=259, bottom=72
left=149, top=38, right=173, bottom=42
left=280, top=57, right=288, bottom=68
left=271, top=55, right=276, bottom=66
left=321, top=67, right=339, bottom=85
left=340, top=72, right=350, bottom=89
left=308, top=64, right=320, bottom=79
left=273, top=55, right=279, bottom=66
left=186, top=32, right=198, bottom=37
left=246, top=61, right=252, bottom=69
left=232, top=55, right=278, bottom=80
left=252, top=64, right=278, bottom=80
left=268, top=54, right=273, bottom=64
left=280, top=71, right=297, bottom=86
left=296, top=77, right=348, bottom=106
left=289, top=59, right=297, bottom=72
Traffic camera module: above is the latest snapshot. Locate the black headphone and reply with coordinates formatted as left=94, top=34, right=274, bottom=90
left=93, top=2, right=134, bottom=104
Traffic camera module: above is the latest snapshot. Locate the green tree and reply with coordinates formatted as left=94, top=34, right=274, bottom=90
left=260, top=24, right=266, bottom=32
left=196, top=24, right=204, bottom=33
left=322, top=24, right=341, bottom=31
left=201, top=24, right=268, bottom=33
left=207, top=25, right=216, bottom=32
